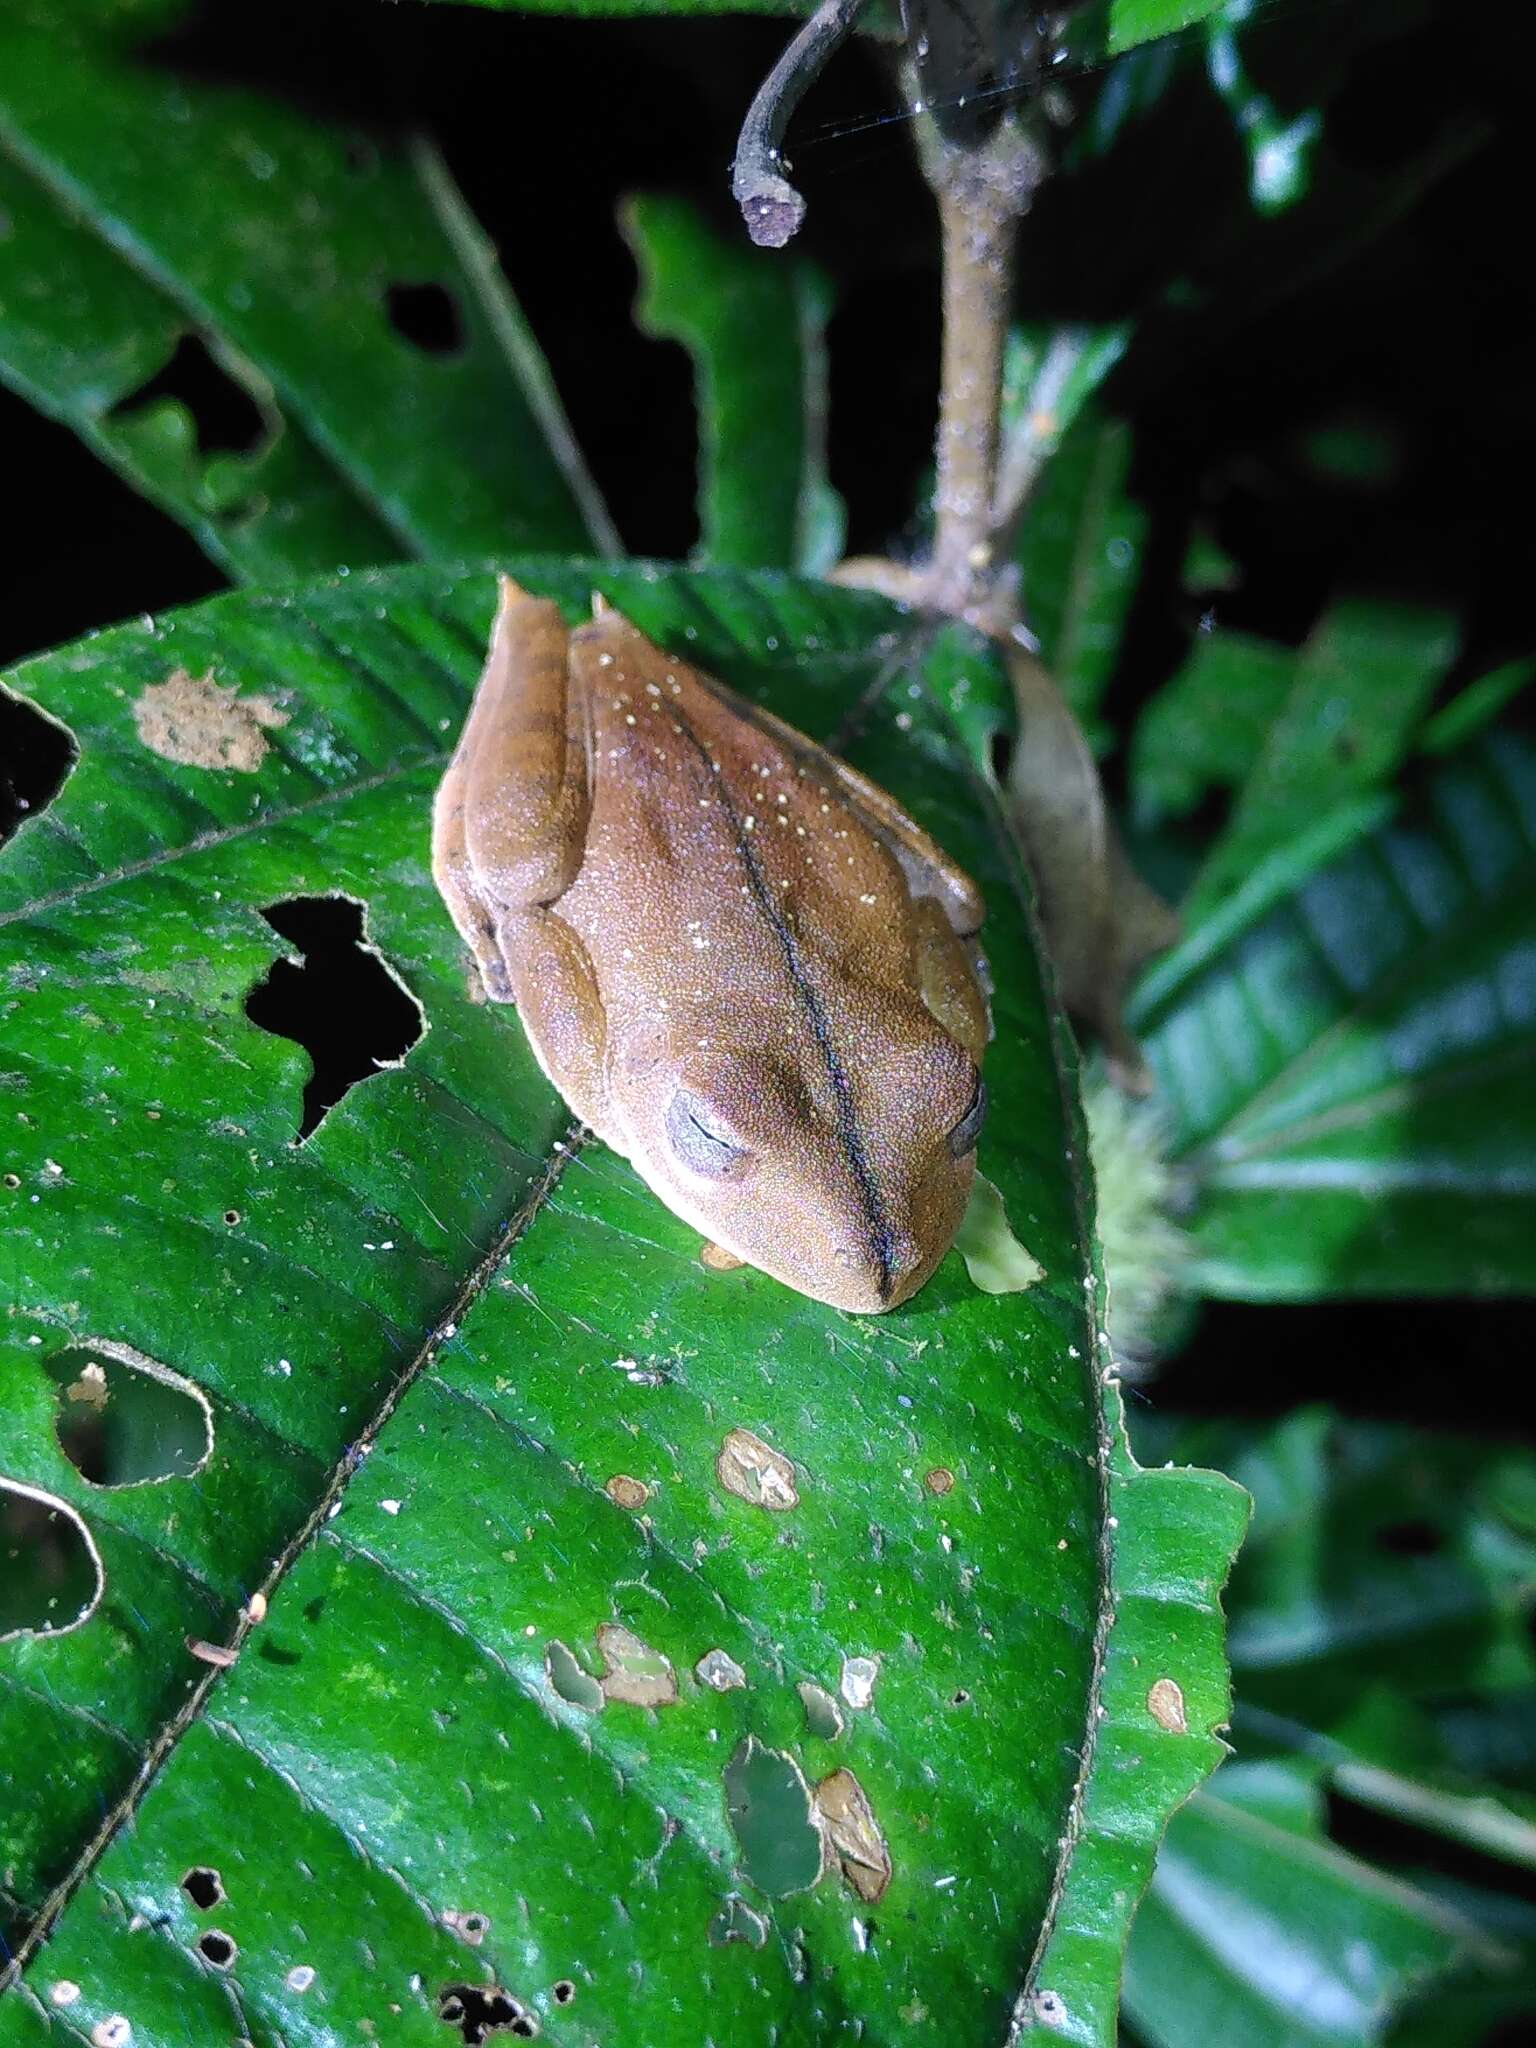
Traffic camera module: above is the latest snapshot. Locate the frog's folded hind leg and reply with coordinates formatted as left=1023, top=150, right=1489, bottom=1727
left=432, top=575, right=592, bottom=1000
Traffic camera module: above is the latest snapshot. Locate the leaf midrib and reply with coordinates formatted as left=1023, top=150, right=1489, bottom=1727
left=1, top=1121, right=583, bottom=1988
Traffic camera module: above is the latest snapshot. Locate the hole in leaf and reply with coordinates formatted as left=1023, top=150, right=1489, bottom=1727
left=181, top=1866, right=224, bottom=1911
left=0, top=1480, right=102, bottom=1641
left=196, top=1930, right=236, bottom=1969
left=437, top=1984, right=532, bottom=2044
left=0, top=688, right=77, bottom=856
left=722, top=1736, right=824, bottom=1898
left=45, top=1343, right=212, bottom=1488
left=988, top=726, right=1014, bottom=785
left=245, top=896, right=423, bottom=1141
left=109, top=334, right=270, bottom=456
left=551, top=1981, right=575, bottom=2006
left=1376, top=1518, right=1444, bottom=1556
left=545, top=1638, right=604, bottom=1714
left=386, top=281, right=465, bottom=357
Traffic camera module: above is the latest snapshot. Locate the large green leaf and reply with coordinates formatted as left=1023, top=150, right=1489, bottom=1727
left=1134, top=727, right=1536, bottom=1298
left=0, top=0, right=612, bottom=580
left=623, top=194, right=844, bottom=573
left=0, top=563, right=1241, bottom=2042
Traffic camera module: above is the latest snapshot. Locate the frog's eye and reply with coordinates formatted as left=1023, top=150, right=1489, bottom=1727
left=666, top=1089, right=747, bottom=1177
left=947, top=1075, right=987, bottom=1158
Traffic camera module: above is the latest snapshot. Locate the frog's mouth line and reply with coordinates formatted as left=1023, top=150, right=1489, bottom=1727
left=664, top=699, right=899, bottom=1307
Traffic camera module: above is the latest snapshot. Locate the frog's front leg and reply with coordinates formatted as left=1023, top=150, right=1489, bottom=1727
left=432, top=577, right=610, bottom=1132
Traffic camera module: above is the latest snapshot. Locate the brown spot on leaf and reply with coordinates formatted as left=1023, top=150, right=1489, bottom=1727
left=717, top=1427, right=798, bottom=1510
left=134, top=669, right=287, bottom=772
left=814, top=1768, right=891, bottom=1903
left=700, top=1241, right=744, bottom=1273
left=1147, top=1677, right=1188, bottom=1733
left=923, top=1466, right=955, bottom=1496
left=604, top=1473, right=649, bottom=1511
left=442, top=1909, right=490, bottom=1947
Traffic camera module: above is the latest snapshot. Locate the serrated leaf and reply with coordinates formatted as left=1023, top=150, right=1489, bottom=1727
left=623, top=192, right=844, bottom=573
left=1135, top=728, right=1536, bottom=1298
left=0, top=0, right=610, bottom=580
left=0, top=562, right=1240, bottom=2043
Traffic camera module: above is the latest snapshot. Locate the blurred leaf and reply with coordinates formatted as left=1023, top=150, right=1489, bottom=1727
left=1119, top=1411, right=1536, bottom=2048
left=623, top=193, right=844, bottom=573
left=1422, top=658, right=1536, bottom=758
left=1183, top=601, right=1459, bottom=921
left=1132, top=625, right=1296, bottom=830
left=1125, top=1764, right=1493, bottom=2048
left=1017, top=410, right=1146, bottom=740
left=0, top=562, right=1242, bottom=2044
left=0, top=0, right=611, bottom=580
left=1108, top=0, right=1227, bottom=49
left=1136, top=727, right=1536, bottom=1298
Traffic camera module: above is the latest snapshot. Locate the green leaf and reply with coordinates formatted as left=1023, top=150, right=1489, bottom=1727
left=1107, top=0, right=1227, bottom=52
left=1183, top=600, right=1459, bottom=922
left=1119, top=1409, right=1536, bottom=2047
left=1125, top=1766, right=1488, bottom=2048
left=0, top=563, right=1241, bottom=2041
left=1130, top=627, right=1297, bottom=830
left=623, top=193, right=845, bottom=573
left=0, top=2, right=612, bottom=579
left=1136, top=727, right=1536, bottom=1298
left=1168, top=1410, right=1536, bottom=1727
left=1016, top=410, right=1146, bottom=740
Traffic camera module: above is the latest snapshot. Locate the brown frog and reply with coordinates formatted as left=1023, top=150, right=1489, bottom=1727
left=433, top=577, right=991, bottom=1311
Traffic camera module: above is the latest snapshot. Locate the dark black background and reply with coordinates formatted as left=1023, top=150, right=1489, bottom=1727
left=3, top=0, right=1533, bottom=1437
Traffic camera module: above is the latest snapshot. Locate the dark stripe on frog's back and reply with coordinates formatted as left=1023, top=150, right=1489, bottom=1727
left=664, top=695, right=898, bottom=1303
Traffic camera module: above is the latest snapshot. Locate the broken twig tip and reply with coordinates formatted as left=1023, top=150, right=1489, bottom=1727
left=730, top=0, right=866, bottom=247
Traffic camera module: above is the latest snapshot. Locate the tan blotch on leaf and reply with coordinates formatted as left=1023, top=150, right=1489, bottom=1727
left=1147, top=1676, right=1188, bottom=1733
left=814, top=1768, right=891, bottom=1903
left=717, top=1427, right=798, bottom=1511
left=604, top=1473, right=650, bottom=1511
left=596, top=1623, right=677, bottom=1708
left=700, top=1241, right=745, bottom=1273
left=134, top=669, right=288, bottom=773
